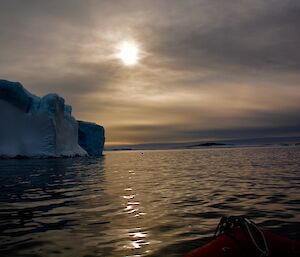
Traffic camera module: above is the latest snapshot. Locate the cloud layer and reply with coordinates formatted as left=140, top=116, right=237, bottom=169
left=1, top=0, right=299, bottom=145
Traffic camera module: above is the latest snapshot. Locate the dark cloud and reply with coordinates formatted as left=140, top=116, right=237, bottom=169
left=142, top=1, right=300, bottom=73
left=107, top=124, right=300, bottom=144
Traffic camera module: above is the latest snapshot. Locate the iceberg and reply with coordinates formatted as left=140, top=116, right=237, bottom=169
left=0, top=79, right=103, bottom=158
left=78, top=121, right=105, bottom=156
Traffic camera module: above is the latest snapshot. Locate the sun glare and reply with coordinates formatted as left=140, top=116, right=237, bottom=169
left=118, top=41, right=139, bottom=66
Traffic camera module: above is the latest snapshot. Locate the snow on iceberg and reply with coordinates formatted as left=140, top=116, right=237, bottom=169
left=78, top=121, right=105, bottom=156
left=0, top=80, right=88, bottom=158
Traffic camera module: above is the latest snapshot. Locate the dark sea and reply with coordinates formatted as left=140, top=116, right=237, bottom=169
left=0, top=147, right=299, bottom=257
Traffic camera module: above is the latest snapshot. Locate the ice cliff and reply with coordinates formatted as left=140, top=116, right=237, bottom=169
left=78, top=121, right=105, bottom=156
left=0, top=80, right=104, bottom=158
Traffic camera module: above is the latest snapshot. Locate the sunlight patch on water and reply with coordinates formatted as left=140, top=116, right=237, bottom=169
left=123, top=194, right=136, bottom=199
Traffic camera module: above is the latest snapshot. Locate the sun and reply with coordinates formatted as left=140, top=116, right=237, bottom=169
left=118, top=41, right=139, bottom=66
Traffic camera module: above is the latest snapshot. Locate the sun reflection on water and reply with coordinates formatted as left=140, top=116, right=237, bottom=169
left=123, top=194, right=136, bottom=199
left=121, top=169, right=152, bottom=255
left=130, top=231, right=147, bottom=238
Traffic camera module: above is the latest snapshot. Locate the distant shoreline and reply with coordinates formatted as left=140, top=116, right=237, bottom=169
left=105, top=138, right=300, bottom=152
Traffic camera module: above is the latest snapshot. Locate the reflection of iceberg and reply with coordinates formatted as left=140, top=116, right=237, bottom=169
left=0, top=80, right=104, bottom=158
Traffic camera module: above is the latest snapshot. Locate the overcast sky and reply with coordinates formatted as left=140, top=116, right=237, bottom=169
left=1, top=0, right=300, bottom=145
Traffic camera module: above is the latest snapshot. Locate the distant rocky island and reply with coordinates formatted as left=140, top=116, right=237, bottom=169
left=186, top=142, right=232, bottom=148
left=0, top=80, right=104, bottom=158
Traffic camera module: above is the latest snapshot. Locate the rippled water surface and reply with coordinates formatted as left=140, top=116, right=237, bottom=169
left=0, top=147, right=299, bottom=257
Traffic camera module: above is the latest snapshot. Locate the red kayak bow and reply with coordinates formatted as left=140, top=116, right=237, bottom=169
left=184, top=216, right=300, bottom=257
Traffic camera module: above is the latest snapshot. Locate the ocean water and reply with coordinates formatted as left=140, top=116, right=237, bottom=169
left=0, top=147, right=299, bottom=257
